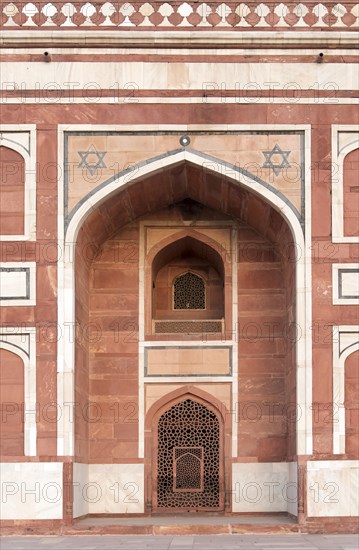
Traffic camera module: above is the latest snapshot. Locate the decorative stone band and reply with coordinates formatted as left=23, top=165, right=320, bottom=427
left=1, top=2, right=358, bottom=30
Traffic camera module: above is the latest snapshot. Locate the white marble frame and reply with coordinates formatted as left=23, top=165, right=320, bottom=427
left=0, top=326, right=37, bottom=456
left=0, top=262, right=36, bottom=306
left=332, top=263, right=359, bottom=305
left=57, top=124, right=312, bottom=459
left=331, top=125, right=359, bottom=244
left=0, top=125, right=36, bottom=241
left=332, top=325, right=359, bottom=454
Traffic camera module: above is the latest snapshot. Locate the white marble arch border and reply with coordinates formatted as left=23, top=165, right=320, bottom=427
left=332, top=325, right=359, bottom=454
left=0, top=327, right=37, bottom=456
left=331, top=125, right=359, bottom=244
left=0, top=125, right=36, bottom=241
left=57, top=124, right=312, bottom=458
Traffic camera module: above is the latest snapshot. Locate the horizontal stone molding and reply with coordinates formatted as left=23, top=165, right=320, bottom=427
left=1, top=2, right=358, bottom=30
left=1, top=30, right=359, bottom=49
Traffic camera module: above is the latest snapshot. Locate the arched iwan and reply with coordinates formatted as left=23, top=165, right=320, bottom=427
left=57, top=149, right=312, bottom=458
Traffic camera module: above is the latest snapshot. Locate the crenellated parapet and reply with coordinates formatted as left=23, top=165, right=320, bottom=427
left=1, top=1, right=358, bottom=29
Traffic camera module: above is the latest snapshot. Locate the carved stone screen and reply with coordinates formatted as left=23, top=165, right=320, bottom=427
left=173, top=447, right=204, bottom=492
left=155, top=399, right=221, bottom=511
left=155, top=320, right=222, bottom=334
left=173, top=272, right=205, bottom=310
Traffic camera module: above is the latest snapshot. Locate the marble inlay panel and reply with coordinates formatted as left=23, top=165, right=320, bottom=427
left=0, top=463, right=63, bottom=520
left=232, top=462, right=294, bottom=513
left=307, top=460, right=359, bottom=517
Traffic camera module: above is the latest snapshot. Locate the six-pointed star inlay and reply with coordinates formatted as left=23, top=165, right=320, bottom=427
left=262, top=144, right=291, bottom=176
left=78, top=144, right=107, bottom=176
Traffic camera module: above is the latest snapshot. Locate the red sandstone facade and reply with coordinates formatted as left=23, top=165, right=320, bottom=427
left=0, top=0, right=358, bottom=534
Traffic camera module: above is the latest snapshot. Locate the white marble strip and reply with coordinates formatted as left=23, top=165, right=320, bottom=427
left=1, top=47, right=358, bottom=56
left=138, top=222, right=145, bottom=459
left=303, top=126, right=313, bottom=456
left=1, top=62, right=358, bottom=91
left=1, top=97, right=358, bottom=105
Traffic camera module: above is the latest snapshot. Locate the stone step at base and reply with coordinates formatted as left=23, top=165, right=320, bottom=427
left=66, top=523, right=300, bottom=536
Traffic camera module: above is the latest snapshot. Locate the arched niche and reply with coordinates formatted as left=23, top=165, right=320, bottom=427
left=154, top=398, right=221, bottom=511
left=0, top=146, right=25, bottom=236
left=343, top=147, right=359, bottom=237
left=147, top=233, right=228, bottom=335
left=59, top=153, right=309, bottom=461
left=0, top=348, right=25, bottom=456
left=344, top=349, right=359, bottom=457
left=145, top=386, right=230, bottom=513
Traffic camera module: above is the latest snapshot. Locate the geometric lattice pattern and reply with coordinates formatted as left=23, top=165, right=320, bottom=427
left=173, top=447, right=203, bottom=492
left=173, top=272, right=205, bottom=310
left=155, top=320, right=222, bottom=333
left=157, top=399, right=220, bottom=510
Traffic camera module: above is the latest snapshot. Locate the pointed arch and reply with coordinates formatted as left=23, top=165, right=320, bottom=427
left=0, top=341, right=36, bottom=456
left=344, top=349, right=359, bottom=456
left=145, top=386, right=229, bottom=513
left=147, top=230, right=228, bottom=332
left=57, top=148, right=312, bottom=458
left=148, top=229, right=229, bottom=279
left=343, top=147, right=359, bottom=237
left=65, top=149, right=303, bottom=244
left=0, top=347, right=25, bottom=456
left=332, top=132, right=359, bottom=243
left=0, top=145, right=25, bottom=236
left=0, top=129, right=36, bottom=241
left=145, top=385, right=227, bottom=429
